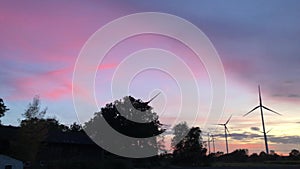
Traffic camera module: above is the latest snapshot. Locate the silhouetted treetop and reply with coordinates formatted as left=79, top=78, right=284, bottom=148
left=70, top=122, right=82, bottom=132
left=23, top=95, right=47, bottom=119
left=84, top=95, right=166, bottom=154
left=0, top=98, right=9, bottom=119
left=290, top=149, right=300, bottom=157
left=171, top=122, right=189, bottom=149
left=93, top=95, right=165, bottom=138
left=173, top=126, right=206, bottom=165
left=174, top=127, right=204, bottom=154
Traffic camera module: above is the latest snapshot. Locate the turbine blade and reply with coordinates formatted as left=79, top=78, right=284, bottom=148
left=244, top=106, right=259, bottom=117
left=262, top=106, right=282, bottom=116
left=266, top=128, right=273, bottom=134
left=225, top=115, right=232, bottom=125
left=225, top=126, right=231, bottom=136
left=258, top=85, right=261, bottom=99
left=146, top=92, right=161, bottom=104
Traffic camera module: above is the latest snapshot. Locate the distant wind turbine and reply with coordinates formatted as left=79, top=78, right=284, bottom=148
left=207, top=133, right=211, bottom=154
left=204, top=130, right=216, bottom=154
left=244, top=85, right=282, bottom=154
left=217, top=115, right=232, bottom=154
left=211, top=134, right=216, bottom=153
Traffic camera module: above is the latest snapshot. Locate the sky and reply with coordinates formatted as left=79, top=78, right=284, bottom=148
left=1, top=0, right=300, bottom=155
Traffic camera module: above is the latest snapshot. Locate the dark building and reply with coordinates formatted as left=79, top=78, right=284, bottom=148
left=0, top=125, right=104, bottom=167
left=39, top=130, right=103, bottom=162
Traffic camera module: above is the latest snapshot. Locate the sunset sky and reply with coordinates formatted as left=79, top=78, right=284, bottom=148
left=1, top=0, right=300, bottom=155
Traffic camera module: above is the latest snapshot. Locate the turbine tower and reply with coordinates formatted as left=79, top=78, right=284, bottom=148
left=218, top=115, right=232, bottom=154
left=244, top=85, right=282, bottom=154
left=207, top=133, right=211, bottom=154
left=211, top=134, right=216, bottom=153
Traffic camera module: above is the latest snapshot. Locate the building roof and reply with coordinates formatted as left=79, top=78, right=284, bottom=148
left=0, top=125, right=95, bottom=145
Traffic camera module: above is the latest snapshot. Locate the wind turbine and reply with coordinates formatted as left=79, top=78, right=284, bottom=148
left=207, top=133, right=211, bottom=154
left=217, top=115, right=232, bottom=154
left=244, top=85, right=282, bottom=154
left=211, top=134, right=216, bottom=153
left=205, top=132, right=217, bottom=154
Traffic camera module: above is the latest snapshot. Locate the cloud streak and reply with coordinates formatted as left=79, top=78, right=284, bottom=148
left=213, top=131, right=300, bottom=145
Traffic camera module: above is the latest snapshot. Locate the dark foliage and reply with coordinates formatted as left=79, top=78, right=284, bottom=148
left=70, top=122, right=83, bottom=131
left=173, top=127, right=207, bottom=165
left=102, top=96, right=164, bottom=138
left=22, top=95, right=47, bottom=119
left=14, top=118, right=71, bottom=164
left=0, top=98, right=9, bottom=121
left=289, top=149, right=300, bottom=160
left=171, top=121, right=189, bottom=149
left=218, top=149, right=249, bottom=162
left=84, top=96, right=165, bottom=155
left=290, top=149, right=300, bottom=157
left=11, top=96, right=72, bottom=166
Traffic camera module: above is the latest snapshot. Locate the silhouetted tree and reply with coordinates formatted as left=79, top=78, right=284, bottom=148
left=289, top=149, right=300, bottom=159
left=173, top=126, right=206, bottom=165
left=0, top=98, right=9, bottom=123
left=13, top=96, right=70, bottom=166
left=15, top=117, right=72, bottom=166
left=220, top=149, right=248, bottom=162
left=84, top=96, right=165, bottom=156
left=249, top=153, right=260, bottom=162
left=290, top=149, right=300, bottom=156
left=259, top=151, right=267, bottom=157
left=23, top=95, right=47, bottom=119
left=256, top=151, right=280, bottom=161
left=12, top=96, right=48, bottom=164
left=171, top=122, right=189, bottom=149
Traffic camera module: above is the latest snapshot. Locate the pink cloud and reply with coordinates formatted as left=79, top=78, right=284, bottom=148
left=8, top=67, right=72, bottom=100
left=0, top=1, right=131, bottom=66
left=97, top=63, right=117, bottom=70
left=7, top=61, right=117, bottom=101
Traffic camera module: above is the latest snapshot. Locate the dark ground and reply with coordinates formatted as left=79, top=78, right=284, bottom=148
left=159, top=164, right=300, bottom=169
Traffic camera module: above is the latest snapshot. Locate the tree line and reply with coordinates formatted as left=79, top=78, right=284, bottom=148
left=1, top=96, right=300, bottom=168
